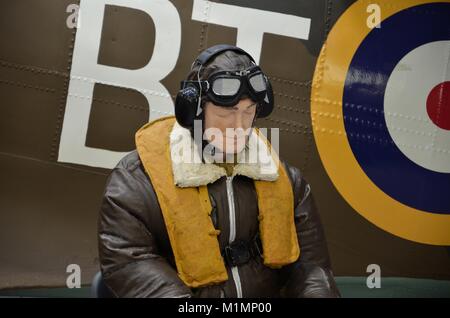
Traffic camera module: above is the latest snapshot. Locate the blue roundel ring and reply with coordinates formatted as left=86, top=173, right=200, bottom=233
left=343, top=2, right=450, bottom=214
left=310, top=0, right=450, bottom=245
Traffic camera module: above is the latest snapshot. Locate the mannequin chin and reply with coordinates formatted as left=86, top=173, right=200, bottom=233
left=209, top=135, right=247, bottom=155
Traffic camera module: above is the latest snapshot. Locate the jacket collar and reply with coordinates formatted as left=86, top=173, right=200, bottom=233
left=170, top=121, right=279, bottom=188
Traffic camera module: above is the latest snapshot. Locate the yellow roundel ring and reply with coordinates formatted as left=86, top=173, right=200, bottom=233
left=310, top=0, right=450, bottom=245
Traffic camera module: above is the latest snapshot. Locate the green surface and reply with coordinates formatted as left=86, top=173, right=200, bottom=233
left=336, top=277, right=450, bottom=298
left=0, top=277, right=449, bottom=298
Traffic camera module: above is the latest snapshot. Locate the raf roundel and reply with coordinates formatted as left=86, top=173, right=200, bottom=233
left=311, top=0, right=450, bottom=245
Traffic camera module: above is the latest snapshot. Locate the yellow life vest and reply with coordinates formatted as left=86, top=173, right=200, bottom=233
left=135, top=116, right=300, bottom=288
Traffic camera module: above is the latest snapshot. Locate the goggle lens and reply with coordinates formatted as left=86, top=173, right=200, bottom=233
left=248, top=73, right=266, bottom=92
left=211, top=77, right=241, bottom=96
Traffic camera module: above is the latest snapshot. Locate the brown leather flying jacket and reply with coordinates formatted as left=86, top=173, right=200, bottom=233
left=98, top=121, right=340, bottom=298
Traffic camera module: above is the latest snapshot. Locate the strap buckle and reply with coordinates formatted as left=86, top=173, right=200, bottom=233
left=222, top=236, right=262, bottom=267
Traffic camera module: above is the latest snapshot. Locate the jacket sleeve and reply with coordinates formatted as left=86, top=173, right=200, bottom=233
left=279, top=162, right=341, bottom=298
left=98, top=161, right=193, bottom=298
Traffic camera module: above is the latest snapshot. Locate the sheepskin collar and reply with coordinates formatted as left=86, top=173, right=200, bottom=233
left=170, top=121, right=279, bottom=188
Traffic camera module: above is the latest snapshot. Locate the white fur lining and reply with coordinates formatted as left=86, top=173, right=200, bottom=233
left=169, top=121, right=279, bottom=188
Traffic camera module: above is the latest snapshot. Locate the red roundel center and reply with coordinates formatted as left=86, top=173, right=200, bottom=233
left=426, top=81, right=450, bottom=131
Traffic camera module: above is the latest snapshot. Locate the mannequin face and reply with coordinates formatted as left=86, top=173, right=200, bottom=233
left=204, top=97, right=256, bottom=154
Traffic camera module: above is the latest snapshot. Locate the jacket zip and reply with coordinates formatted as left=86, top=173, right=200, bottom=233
left=226, top=175, right=243, bottom=298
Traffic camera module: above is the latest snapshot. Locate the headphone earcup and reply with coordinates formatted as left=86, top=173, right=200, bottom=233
left=257, top=79, right=274, bottom=118
left=175, top=86, right=200, bottom=128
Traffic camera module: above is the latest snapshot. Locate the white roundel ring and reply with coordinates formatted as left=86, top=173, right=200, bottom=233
left=384, top=40, right=450, bottom=173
